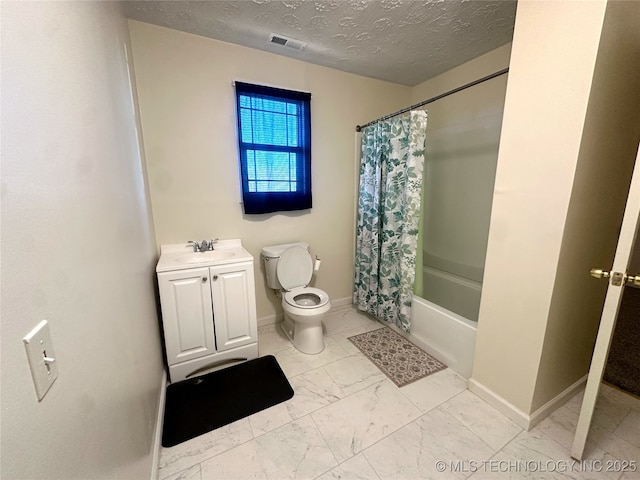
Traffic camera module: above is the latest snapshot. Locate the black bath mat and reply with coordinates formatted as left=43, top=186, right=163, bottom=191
left=162, top=355, right=294, bottom=447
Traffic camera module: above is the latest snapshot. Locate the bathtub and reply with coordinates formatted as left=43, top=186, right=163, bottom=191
left=409, top=294, right=478, bottom=379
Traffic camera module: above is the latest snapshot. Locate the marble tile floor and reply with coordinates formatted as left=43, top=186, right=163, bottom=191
left=158, top=305, right=640, bottom=480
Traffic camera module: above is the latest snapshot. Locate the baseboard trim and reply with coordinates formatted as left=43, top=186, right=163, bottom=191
left=257, top=296, right=353, bottom=327
left=468, top=378, right=530, bottom=429
left=468, top=375, right=588, bottom=430
left=528, top=374, right=587, bottom=428
left=150, top=370, right=168, bottom=480
left=258, top=313, right=278, bottom=328
left=331, top=296, right=353, bottom=308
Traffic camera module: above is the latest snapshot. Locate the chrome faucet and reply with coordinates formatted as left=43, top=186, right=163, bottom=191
left=188, top=240, right=202, bottom=252
left=187, top=238, right=219, bottom=252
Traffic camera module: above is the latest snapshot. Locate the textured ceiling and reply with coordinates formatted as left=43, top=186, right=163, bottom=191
left=123, top=0, right=517, bottom=86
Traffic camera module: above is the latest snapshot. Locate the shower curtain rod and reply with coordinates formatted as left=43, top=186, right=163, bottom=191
left=355, top=67, right=509, bottom=132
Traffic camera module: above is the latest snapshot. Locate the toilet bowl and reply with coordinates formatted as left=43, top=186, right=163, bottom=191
left=261, top=243, right=331, bottom=354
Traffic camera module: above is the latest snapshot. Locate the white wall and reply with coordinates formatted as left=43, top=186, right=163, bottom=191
left=1, top=2, right=164, bottom=478
left=471, top=0, right=640, bottom=417
left=127, top=20, right=411, bottom=321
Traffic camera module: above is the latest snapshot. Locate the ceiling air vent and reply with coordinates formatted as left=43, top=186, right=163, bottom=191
left=269, top=33, right=306, bottom=51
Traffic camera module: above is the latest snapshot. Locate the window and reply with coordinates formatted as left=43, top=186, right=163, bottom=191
left=234, top=82, right=312, bottom=214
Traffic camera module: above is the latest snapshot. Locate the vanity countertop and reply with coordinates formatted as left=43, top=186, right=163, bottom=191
left=156, top=239, right=253, bottom=273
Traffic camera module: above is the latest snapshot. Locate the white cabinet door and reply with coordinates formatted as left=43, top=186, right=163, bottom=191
left=210, top=262, right=257, bottom=352
left=158, top=267, right=216, bottom=365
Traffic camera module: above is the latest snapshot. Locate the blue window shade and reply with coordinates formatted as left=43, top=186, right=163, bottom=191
left=234, top=82, right=312, bottom=214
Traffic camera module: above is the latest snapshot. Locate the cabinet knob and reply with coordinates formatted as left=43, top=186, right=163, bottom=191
left=202, top=277, right=208, bottom=283
left=213, top=275, right=218, bottom=281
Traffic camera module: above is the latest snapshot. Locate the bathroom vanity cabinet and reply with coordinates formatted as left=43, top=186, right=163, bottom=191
left=156, top=240, right=258, bottom=383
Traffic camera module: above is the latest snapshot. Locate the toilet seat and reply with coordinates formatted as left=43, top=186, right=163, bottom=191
left=277, top=246, right=329, bottom=311
left=284, top=287, right=330, bottom=309
left=276, top=246, right=313, bottom=291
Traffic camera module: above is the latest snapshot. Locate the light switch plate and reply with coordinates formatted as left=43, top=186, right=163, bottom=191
left=23, top=320, right=58, bottom=401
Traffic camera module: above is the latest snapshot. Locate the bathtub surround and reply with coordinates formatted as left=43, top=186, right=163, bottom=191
left=405, top=44, right=511, bottom=380
left=353, top=111, right=427, bottom=332
left=348, top=327, right=446, bottom=387
left=412, top=60, right=507, bottom=323
left=1, top=2, right=164, bottom=479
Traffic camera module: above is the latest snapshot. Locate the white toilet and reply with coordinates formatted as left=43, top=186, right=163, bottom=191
left=261, top=242, right=331, bottom=354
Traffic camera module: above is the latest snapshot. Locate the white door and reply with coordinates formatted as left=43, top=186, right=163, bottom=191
left=572, top=147, right=640, bottom=459
left=157, top=267, right=216, bottom=365
left=210, top=262, right=258, bottom=352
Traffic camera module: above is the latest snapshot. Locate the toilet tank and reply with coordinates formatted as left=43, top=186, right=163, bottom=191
left=261, top=242, right=310, bottom=290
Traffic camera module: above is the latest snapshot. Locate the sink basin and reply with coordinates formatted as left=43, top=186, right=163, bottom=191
left=156, top=240, right=252, bottom=273
left=175, top=250, right=236, bottom=264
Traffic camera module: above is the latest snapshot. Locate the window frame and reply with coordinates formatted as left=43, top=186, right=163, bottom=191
left=234, top=82, right=312, bottom=214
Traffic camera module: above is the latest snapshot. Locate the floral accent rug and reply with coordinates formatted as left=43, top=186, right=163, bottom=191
left=348, top=327, right=447, bottom=387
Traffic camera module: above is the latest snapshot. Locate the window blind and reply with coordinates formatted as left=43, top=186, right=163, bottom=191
left=234, top=82, right=312, bottom=214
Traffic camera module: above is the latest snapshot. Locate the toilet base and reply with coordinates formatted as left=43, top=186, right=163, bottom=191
left=281, top=315, right=325, bottom=355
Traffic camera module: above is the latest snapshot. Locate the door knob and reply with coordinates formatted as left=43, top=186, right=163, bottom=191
left=212, top=275, right=218, bottom=281
left=590, top=268, right=640, bottom=286
left=626, top=274, right=640, bottom=287
left=202, top=277, right=208, bottom=283
left=589, top=268, right=611, bottom=279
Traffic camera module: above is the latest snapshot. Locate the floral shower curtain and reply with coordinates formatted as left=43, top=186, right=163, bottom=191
left=353, top=110, right=427, bottom=332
